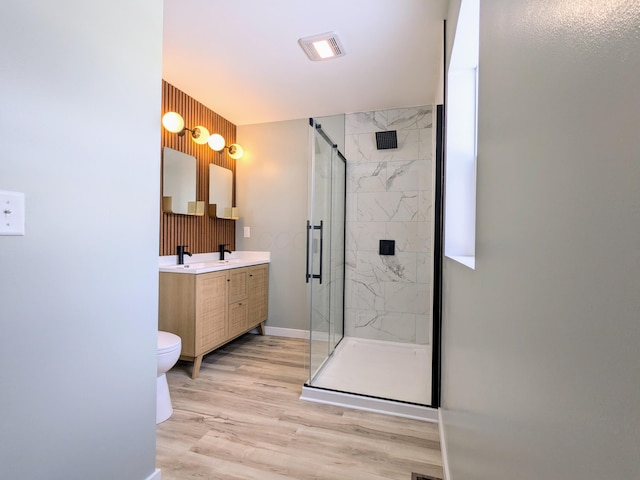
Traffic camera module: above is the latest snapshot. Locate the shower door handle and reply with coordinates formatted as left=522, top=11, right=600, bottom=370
left=317, top=220, right=323, bottom=284
left=306, top=220, right=323, bottom=284
left=306, top=221, right=311, bottom=282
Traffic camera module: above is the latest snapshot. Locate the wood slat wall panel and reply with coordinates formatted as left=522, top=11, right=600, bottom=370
left=160, top=81, right=236, bottom=256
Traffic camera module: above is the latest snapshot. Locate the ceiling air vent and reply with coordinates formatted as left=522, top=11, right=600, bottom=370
left=298, top=32, right=346, bottom=61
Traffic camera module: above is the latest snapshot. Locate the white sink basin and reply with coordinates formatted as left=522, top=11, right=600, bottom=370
left=214, top=258, right=241, bottom=265
left=165, top=263, right=207, bottom=270
left=160, top=258, right=249, bottom=273
left=159, top=251, right=270, bottom=274
left=168, top=259, right=240, bottom=268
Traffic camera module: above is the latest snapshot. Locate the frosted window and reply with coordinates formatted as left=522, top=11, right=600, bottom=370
left=445, top=0, right=479, bottom=269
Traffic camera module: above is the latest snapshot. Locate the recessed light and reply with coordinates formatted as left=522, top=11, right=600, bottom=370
left=312, top=40, right=334, bottom=59
left=298, top=32, right=345, bottom=61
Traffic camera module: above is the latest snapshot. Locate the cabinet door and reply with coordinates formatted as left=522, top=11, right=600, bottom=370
left=159, top=272, right=196, bottom=356
left=195, top=271, right=228, bottom=353
left=248, top=264, right=269, bottom=327
left=227, top=267, right=248, bottom=304
left=228, top=300, right=248, bottom=337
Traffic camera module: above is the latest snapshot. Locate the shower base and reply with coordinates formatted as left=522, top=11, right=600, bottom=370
left=301, top=336, right=436, bottom=421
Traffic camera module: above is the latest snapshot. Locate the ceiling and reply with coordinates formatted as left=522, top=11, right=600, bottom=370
left=162, top=0, right=448, bottom=126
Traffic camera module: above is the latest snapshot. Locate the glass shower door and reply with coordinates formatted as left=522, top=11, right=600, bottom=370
left=307, top=122, right=345, bottom=384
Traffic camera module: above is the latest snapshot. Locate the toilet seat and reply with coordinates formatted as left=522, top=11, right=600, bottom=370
left=158, top=331, right=181, bottom=354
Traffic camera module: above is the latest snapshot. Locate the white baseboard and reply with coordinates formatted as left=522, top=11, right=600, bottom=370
left=145, top=468, right=161, bottom=480
left=257, top=326, right=333, bottom=342
left=438, top=408, right=451, bottom=480
left=262, top=326, right=309, bottom=339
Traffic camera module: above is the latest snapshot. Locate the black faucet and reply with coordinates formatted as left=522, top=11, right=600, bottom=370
left=176, top=245, right=192, bottom=265
left=219, top=243, right=232, bottom=261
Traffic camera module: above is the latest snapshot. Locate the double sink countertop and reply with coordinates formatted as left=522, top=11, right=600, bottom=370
left=159, top=251, right=270, bottom=275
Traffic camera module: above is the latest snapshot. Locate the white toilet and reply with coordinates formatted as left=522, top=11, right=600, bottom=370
left=157, top=331, right=182, bottom=424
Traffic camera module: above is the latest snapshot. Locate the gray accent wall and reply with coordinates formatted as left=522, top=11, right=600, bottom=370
left=0, top=2, right=162, bottom=479
left=236, top=119, right=310, bottom=331
left=441, top=1, right=640, bottom=479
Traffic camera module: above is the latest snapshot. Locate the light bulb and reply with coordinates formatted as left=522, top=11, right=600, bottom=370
left=191, top=126, right=210, bottom=144
left=228, top=144, right=243, bottom=160
left=208, top=133, right=226, bottom=151
left=162, top=112, right=184, bottom=133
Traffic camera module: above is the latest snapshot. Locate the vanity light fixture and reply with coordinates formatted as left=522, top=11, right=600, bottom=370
left=208, top=133, right=226, bottom=151
left=162, top=111, right=243, bottom=158
left=207, top=134, right=243, bottom=159
left=227, top=144, right=243, bottom=160
left=162, top=111, right=210, bottom=144
left=161, top=112, right=184, bottom=133
left=191, top=125, right=210, bottom=144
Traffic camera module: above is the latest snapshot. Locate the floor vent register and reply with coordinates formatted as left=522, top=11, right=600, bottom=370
left=411, top=474, right=443, bottom=480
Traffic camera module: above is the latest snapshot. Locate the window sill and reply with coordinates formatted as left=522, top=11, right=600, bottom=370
left=446, top=254, right=475, bottom=270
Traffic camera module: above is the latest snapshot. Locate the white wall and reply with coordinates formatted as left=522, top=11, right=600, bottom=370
left=441, top=1, right=640, bottom=479
left=0, top=2, right=162, bottom=479
left=236, top=119, right=310, bottom=331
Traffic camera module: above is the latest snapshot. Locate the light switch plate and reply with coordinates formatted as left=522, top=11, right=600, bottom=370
left=0, top=190, right=25, bottom=236
left=244, top=226, right=251, bottom=238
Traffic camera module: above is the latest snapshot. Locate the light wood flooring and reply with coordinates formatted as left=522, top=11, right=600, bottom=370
left=156, top=334, right=443, bottom=480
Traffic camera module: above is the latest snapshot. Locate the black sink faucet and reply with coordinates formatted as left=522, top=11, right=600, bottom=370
left=219, top=243, right=232, bottom=261
left=176, top=245, right=192, bottom=265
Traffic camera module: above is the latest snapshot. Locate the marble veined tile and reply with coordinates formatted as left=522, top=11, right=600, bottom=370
left=386, top=159, right=422, bottom=192
left=356, top=251, right=417, bottom=283
left=385, top=221, right=430, bottom=253
left=418, top=189, right=434, bottom=223
left=345, top=273, right=385, bottom=311
left=346, top=111, right=387, bottom=134
left=344, top=105, right=436, bottom=343
left=384, top=129, right=420, bottom=162
left=345, top=133, right=358, bottom=161
left=385, top=282, right=430, bottom=315
left=357, top=191, right=418, bottom=222
left=416, top=314, right=431, bottom=345
left=387, top=106, right=433, bottom=130
left=346, top=191, right=358, bottom=223
left=353, top=310, right=417, bottom=343
left=419, top=127, right=434, bottom=161
left=346, top=132, right=395, bottom=164
left=418, top=159, right=434, bottom=192
left=417, top=251, right=433, bottom=284
left=344, top=308, right=357, bottom=337
left=346, top=221, right=386, bottom=253
left=345, top=133, right=368, bottom=164
left=346, top=129, right=422, bottom=164
left=347, top=161, right=387, bottom=193
left=344, top=245, right=357, bottom=268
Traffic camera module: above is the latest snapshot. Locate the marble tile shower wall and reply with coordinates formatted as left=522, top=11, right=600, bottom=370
left=344, top=106, right=433, bottom=344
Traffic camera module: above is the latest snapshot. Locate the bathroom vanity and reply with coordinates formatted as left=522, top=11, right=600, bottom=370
left=158, top=253, right=269, bottom=378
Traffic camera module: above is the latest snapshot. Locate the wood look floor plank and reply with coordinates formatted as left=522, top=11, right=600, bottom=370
left=157, top=334, right=443, bottom=480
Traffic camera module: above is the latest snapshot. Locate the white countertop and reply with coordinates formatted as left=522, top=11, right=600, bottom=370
left=159, top=251, right=270, bottom=274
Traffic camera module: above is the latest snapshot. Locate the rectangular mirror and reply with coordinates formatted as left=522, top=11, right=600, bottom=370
left=209, top=163, right=237, bottom=219
left=162, top=147, right=203, bottom=215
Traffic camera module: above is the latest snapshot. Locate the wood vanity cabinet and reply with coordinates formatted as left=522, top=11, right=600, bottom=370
left=158, top=263, right=269, bottom=378
left=247, top=264, right=268, bottom=329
